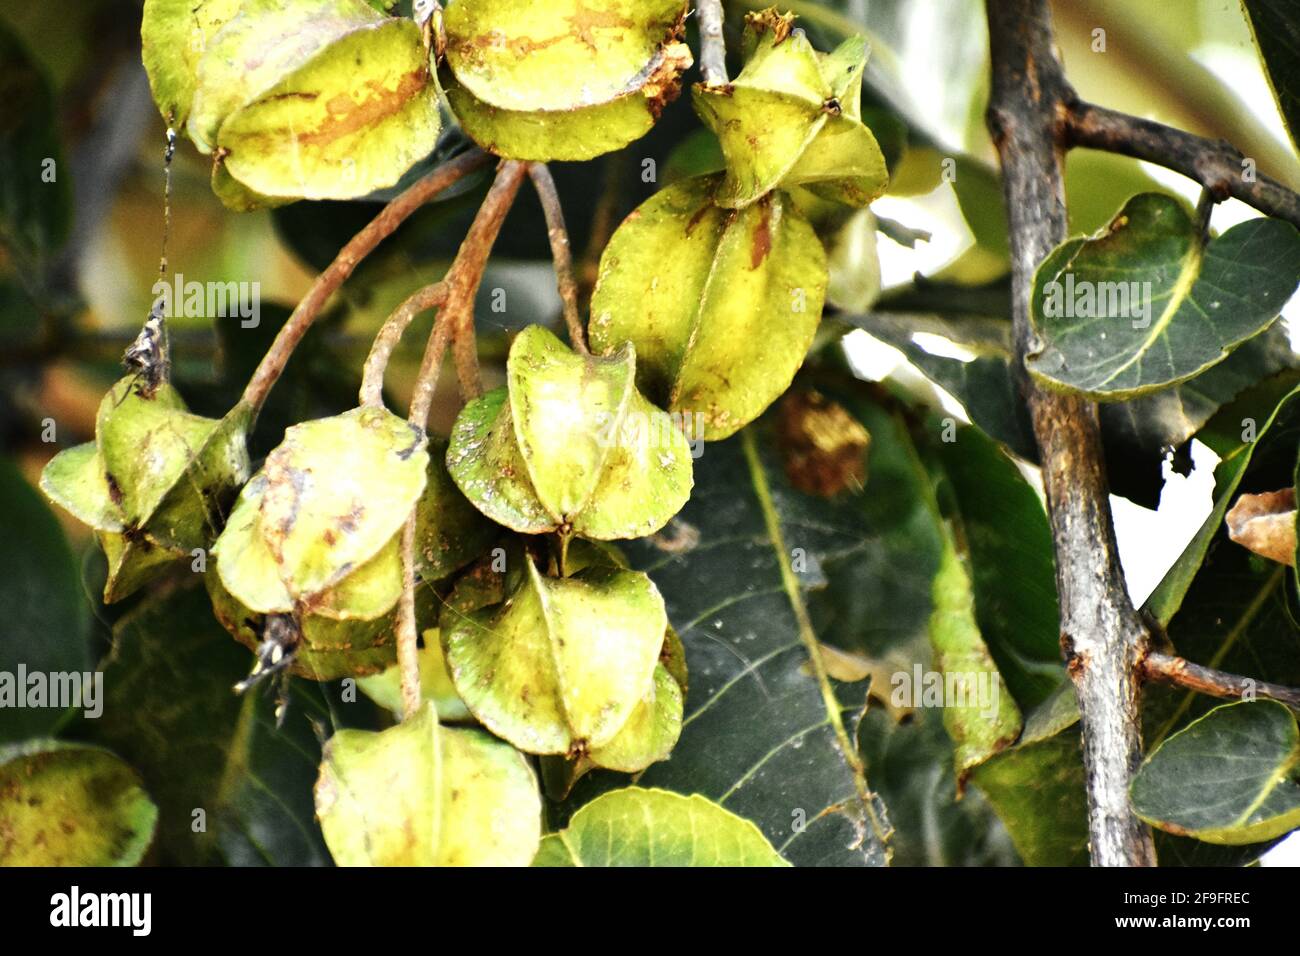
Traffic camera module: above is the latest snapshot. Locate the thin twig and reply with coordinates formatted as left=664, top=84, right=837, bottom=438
left=239, top=148, right=491, bottom=417
left=528, top=163, right=588, bottom=353
left=358, top=282, right=447, bottom=407
left=1143, top=652, right=1300, bottom=710
left=443, top=160, right=529, bottom=400
left=986, top=0, right=1156, bottom=867
left=1066, top=100, right=1300, bottom=230
left=696, top=0, right=729, bottom=87
left=392, top=162, right=526, bottom=716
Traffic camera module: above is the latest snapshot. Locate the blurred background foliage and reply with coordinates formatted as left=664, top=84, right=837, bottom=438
left=2, top=0, right=1298, bottom=865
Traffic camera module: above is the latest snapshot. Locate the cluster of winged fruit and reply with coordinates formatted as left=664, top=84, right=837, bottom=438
left=41, top=1, right=888, bottom=865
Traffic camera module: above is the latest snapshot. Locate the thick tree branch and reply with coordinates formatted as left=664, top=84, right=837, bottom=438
left=528, top=163, right=588, bottom=353
left=986, top=0, right=1157, bottom=866
left=240, top=148, right=491, bottom=417
left=696, top=0, right=729, bottom=86
left=1066, top=100, right=1300, bottom=229
left=1143, top=652, right=1300, bottom=710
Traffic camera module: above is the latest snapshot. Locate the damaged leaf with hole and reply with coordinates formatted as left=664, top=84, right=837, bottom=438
left=315, top=701, right=541, bottom=865
left=691, top=9, right=888, bottom=209
left=446, top=325, right=693, bottom=539
left=439, top=0, right=692, bottom=161
left=39, top=378, right=250, bottom=603
left=589, top=175, right=827, bottom=440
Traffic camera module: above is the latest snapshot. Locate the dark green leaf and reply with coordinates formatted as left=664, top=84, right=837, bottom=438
left=76, top=583, right=332, bottom=865
left=1027, top=193, right=1300, bottom=400
left=1132, top=700, right=1300, bottom=844
left=1242, top=0, right=1300, bottom=152
left=0, top=457, right=90, bottom=743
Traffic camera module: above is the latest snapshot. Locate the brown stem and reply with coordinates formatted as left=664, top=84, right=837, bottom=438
left=1066, top=100, right=1300, bottom=230
left=391, top=161, right=527, bottom=713
left=239, top=148, right=491, bottom=416
left=986, top=0, right=1157, bottom=866
left=697, top=0, right=729, bottom=86
left=1142, top=652, right=1300, bottom=710
left=358, top=282, right=447, bottom=407
left=528, top=163, right=589, bottom=353
left=444, top=160, right=529, bottom=400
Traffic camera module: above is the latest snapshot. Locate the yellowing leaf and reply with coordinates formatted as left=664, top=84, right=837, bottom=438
left=0, top=741, right=157, bottom=866
left=141, top=0, right=242, bottom=125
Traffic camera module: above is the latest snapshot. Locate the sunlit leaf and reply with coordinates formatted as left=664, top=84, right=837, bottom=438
left=534, top=788, right=787, bottom=866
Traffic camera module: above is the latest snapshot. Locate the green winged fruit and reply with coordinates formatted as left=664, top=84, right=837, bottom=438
left=589, top=174, right=828, bottom=440
left=446, top=325, right=694, bottom=539
left=315, top=701, right=541, bottom=866
left=40, top=378, right=250, bottom=603
left=692, top=9, right=888, bottom=209
left=439, top=0, right=692, bottom=161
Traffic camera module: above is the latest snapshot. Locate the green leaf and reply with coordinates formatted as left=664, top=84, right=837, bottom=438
left=0, top=741, right=157, bottom=866
left=0, top=457, right=90, bottom=743
left=141, top=0, right=242, bottom=126
left=0, top=23, right=70, bottom=275
left=589, top=175, right=827, bottom=440
left=446, top=325, right=693, bottom=539
left=440, top=0, right=691, bottom=162
left=78, top=584, right=331, bottom=865
left=1242, top=0, right=1300, bottom=153
left=441, top=556, right=667, bottom=756
left=1132, top=700, right=1300, bottom=845
left=1027, top=193, right=1300, bottom=400
left=316, top=701, right=541, bottom=866
left=852, top=310, right=1297, bottom=508
left=534, top=788, right=787, bottom=866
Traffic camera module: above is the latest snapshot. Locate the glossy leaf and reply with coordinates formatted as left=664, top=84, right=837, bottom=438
left=0, top=741, right=157, bottom=866
left=589, top=176, right=827, bottom=440
left=446, top=325, right=693, bottom=539
left=316, top=702, right=540, bottom=866
left=1027, top=193, right=1300, bottom=400
left=441, top=0, right=691, bottom=161
left=0, top=458, right=90, bottom=743
left=534, top=788, right=787, bottom=866
left=1132, top=700, right=1300, bottom=845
